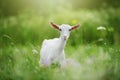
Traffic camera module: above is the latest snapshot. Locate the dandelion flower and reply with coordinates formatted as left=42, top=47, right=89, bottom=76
left=72, top=19, right=78, bottom=24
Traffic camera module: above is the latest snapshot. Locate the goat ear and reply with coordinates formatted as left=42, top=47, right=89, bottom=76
left=69, top=24, right=80, bottom=31
left=50, top=22, right=60, bottom=30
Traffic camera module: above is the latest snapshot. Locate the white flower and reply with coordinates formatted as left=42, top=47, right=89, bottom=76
left=97, top=26, right=106, bottom=30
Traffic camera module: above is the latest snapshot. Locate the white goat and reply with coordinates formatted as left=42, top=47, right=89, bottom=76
left=40, top=22, right=80, bottom=68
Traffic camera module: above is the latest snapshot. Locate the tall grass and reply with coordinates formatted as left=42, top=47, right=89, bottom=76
left=0, top=8, right=119, bottom=47
left=0, top=44, right=120, bottom=80
left=0, top=8, right=120, bottom=80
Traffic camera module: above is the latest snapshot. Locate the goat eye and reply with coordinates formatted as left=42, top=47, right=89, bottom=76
left=59, top=29, right=62, bottom=31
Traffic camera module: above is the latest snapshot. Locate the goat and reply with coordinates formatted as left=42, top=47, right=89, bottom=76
left=40, top=22, right=80, bottom=68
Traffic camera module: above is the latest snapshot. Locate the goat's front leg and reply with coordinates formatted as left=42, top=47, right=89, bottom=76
left=59, top=53, right=67, bottom=69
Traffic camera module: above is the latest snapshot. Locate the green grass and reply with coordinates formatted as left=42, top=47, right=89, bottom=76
left=0, top=7, right=120, bottom=80
left=0, top=44, right=120, bottom=80
left=1, top=8, right=120, bottom=47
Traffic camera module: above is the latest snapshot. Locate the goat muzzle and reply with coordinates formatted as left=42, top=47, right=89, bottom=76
left=64, top=36, right=67, bottom=40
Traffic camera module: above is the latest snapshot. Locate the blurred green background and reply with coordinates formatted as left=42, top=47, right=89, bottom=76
left=0, top=0, right=120, bottom=80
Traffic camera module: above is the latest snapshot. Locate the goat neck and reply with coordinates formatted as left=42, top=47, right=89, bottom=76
left=59, top=37, right=67, bottom=50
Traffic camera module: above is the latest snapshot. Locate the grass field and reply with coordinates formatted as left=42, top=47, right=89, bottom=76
left=0, top=44, right=120, bottom=80
left=0, top=4, right=120, bottom=79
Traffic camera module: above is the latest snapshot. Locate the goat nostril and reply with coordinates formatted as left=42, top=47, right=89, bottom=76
left=64, top=36, right=67, bottom=40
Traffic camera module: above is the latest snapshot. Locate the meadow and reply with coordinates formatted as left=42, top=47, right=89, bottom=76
left=0, top=3, right=120, bottom=80
left=0, top=44, right=120, bottom=80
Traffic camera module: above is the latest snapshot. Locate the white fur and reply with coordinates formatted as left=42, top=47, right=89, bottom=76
left=40, top=23, right=79, bottom=68
left=40, top=38, right=66, bottom=66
